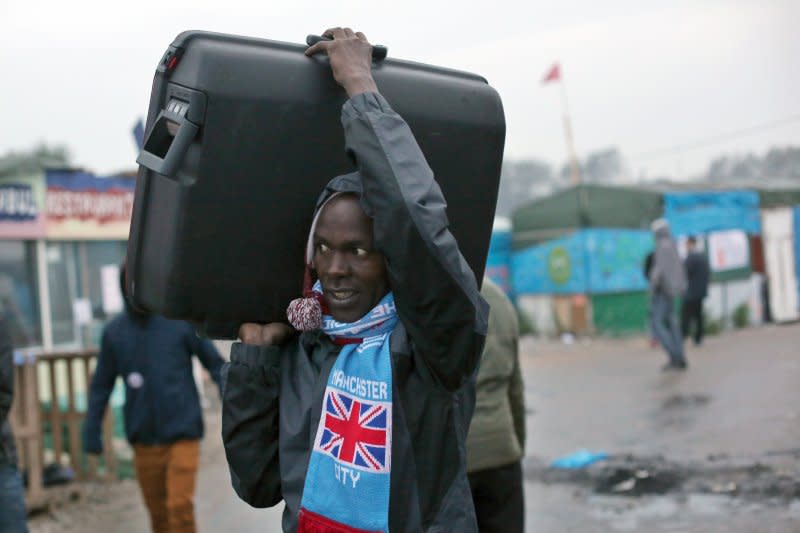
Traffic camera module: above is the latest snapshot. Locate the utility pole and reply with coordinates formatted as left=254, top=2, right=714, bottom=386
left=542, top=62, right=581, bottom=185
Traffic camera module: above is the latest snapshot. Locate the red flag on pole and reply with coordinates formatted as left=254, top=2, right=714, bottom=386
left=541, top=63, right=561, bottom=84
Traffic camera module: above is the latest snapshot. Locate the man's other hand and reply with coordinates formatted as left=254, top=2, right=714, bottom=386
left=238, top=323, right=295, bottom=346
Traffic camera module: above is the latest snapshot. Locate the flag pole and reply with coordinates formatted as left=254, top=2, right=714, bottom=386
left=558, top=70, right=581, bottom=185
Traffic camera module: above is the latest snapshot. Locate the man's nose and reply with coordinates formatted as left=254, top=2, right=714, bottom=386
left=326, top=251, right=350, bottom=276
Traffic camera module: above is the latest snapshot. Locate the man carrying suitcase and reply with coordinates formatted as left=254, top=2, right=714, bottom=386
left=222, top=27, right=488, bottom=532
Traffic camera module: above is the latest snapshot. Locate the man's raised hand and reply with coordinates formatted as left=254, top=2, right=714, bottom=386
left=305, top=27, right=379, bottom=97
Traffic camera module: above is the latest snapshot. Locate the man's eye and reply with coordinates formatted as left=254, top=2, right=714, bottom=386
left=354, top=247, right=369, bottom=257
left=318, top=243, right=330, bottom=253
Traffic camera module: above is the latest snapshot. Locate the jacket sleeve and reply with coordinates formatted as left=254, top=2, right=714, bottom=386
left=685, top=256, right=695, bottom=280
left=186, top=326, right=225, bottom=394
left=649, top=252, right=663, bottom=293
left=221, top=342, right=282, bottom=508
left=83, top=330, right=117, bottom=454
left=485, top=279, right=526, bottom=452
left=701, top=258, right=711, bottom=291
left=0, top=316, right=12, bottom=426
left=508, top=341, right=526, bottom=452
left=341, top=92, right=489, bottom=391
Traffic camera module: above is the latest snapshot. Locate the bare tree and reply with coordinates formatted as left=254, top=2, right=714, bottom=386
left=0, top=143, right=71, bottom=177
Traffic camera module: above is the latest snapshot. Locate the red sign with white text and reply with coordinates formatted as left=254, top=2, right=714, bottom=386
left=45, top=171, right=136, bottom=239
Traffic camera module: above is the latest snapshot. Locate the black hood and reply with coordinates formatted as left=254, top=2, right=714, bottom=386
left=304, top=171, right=367, bottom=266
left=312, top=171, right=364, bottom=215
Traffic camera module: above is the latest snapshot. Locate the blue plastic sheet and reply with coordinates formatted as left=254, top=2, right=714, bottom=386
left=511, top=232, right=587, bottom=294
left=46, top=170, right=135, bottom=192
left=664, top=190, right=758, bottom=210
left=585, top=229, right=653, bottom=294
left=511, top=229, right=653, bottom=295
left=486, top=229, right=513, bottom=295
left=550, top=449, right=609, bottom=469
left=664, top=190, right=761, bottom=236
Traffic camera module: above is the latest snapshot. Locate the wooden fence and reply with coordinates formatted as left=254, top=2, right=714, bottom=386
left=9, top=350, right=117, bottom=510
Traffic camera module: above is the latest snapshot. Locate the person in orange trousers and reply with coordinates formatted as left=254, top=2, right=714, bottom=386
left=84, top=266, right=224, bottom=532
left=132, top=440, right=201, bottom=533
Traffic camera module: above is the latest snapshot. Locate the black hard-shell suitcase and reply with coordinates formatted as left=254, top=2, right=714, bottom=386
left=127, top=31, right=505, bottom=338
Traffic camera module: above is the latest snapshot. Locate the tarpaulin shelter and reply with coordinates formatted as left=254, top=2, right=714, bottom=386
left=662, top=190, right=761, bottom=236
left=510, top=185, right=663, bottom=335
left=485, top=218, right=513, bottom=296
left=508, top=182, right=800, bottom=335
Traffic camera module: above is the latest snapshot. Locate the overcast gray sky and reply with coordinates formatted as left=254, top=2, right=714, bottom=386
left=1, top=0, right=798, bottom=180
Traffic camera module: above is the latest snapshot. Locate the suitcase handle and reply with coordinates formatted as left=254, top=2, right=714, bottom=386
left=306, top=34, right=387, bottom=61
left=136, top=109, right=198, bottom=177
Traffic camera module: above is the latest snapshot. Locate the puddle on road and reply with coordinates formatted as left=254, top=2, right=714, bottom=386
left=588, top=493, right=752, bottom=531
left=651, top=393, right=712, bottom=430
left=661, top=393, right=711, bottom=410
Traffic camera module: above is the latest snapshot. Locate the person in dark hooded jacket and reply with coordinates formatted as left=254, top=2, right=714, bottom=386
left=83, top=266, right=224, bottom=533
left=681, top=236, right=710, bottom=346
left=221, top=28, right=488, bottom=532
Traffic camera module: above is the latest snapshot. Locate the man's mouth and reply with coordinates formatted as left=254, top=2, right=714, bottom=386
left=327, top=289, right=357, bottom=303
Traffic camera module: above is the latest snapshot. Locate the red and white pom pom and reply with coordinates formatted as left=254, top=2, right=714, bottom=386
left=286, top=258, right=324, bottom=330
left=287, top=295, right=322, bottom=331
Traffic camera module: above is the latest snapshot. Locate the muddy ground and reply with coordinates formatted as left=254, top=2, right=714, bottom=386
left=30, top=323, right=800, bottom=532
left=521, top=323, right=800, bottom=532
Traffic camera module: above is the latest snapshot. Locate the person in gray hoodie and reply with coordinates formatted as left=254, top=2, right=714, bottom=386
left=649, top=219, right=688, bottom=370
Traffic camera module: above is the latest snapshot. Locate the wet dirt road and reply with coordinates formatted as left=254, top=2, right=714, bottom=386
left=522, top=322, right=800, bottom=532
left=30, top=323, right=800, bottom=532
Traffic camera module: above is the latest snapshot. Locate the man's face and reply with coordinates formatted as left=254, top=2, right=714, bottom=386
left=313, top=194, right=389, bottom=323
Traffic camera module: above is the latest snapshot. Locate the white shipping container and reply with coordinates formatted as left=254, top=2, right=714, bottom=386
left=762, top=208, right=799, bottom=322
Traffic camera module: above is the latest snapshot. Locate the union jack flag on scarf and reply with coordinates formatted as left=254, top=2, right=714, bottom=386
left=318, top=390, right=389, bottom=472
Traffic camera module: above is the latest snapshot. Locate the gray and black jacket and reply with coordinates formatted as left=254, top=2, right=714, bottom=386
left=650, top=225, right=687, bottom=298
left=221, top=92, right=489, bottom=532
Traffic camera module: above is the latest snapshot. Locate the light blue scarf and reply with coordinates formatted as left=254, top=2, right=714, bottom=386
left=298, top=283, right=397, bottom=533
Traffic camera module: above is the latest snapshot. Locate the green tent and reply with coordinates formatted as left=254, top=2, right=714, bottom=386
left=511, top=184, right=664, bottom=249
left=511, top=182, right=800, bottom=251
left=755, top=185, right=800, bottom=209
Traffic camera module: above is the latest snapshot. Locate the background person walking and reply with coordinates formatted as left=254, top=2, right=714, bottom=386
left=648, top=219, right=688, bottom=370
left=681, top=236, right=710, bottom=346
left=466, top=277, right=526, bottom=532
left=83, top=267, right=224, bottom=533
